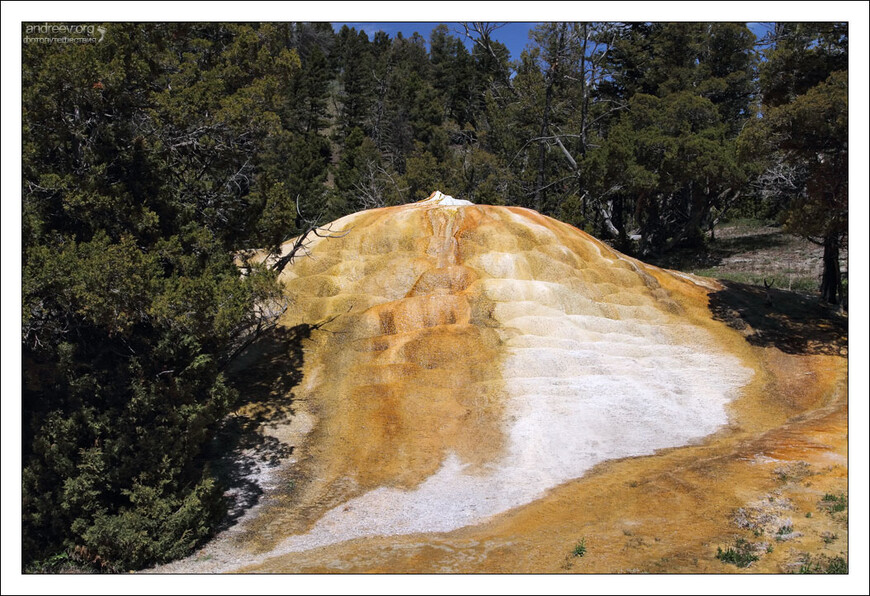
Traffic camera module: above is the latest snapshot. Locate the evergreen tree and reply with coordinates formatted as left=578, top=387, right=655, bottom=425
left=335, top=26, right=374, bottom=138
left=740, top=23, right=848, bottom=304
left=377, top=32, right=442, bottom=172
left=584, top=22, right=756, bottom=252
left=430, top=24, right=478, bottom=128
left=329, top=127, right=395, bottom=215
left=760, top=23, right=848, bottom=107
left=22, top=23, right=297, bottom=571
left=289, top=44, right=333, bottom=134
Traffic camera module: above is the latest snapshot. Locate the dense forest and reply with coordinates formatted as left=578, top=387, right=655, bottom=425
left=21, top=22, right=848, bottom=571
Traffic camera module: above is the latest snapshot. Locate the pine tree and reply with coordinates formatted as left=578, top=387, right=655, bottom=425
left=335, top=26, right=374, bottom=138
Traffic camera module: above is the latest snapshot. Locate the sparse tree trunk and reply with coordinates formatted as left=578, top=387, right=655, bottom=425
left=535, top=81, right=555, bottom=213
left=533, top=23, right=566, bottom=213
left=820, top=232, right=841, bottom=304
left=372, top=69, right=389, bottom=149
left=579, top=23, right=589, bottom=157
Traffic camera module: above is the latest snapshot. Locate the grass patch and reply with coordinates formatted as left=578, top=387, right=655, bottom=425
left=715, top=538, right=760, bottom=568
left=25, top=551, right=75, bottom=574
left=571, top=538, right=587, bottom=558
left=798, top=555, right=848, bottom=574
left=774, top=461, right=812, bottom=483
left=25, top=549, right=101, bottom=574
left=690, top=270, right=818, bottom=294
left=820, top=493, right=847, bottom=514
left=775, top=522, right=799, bottom=541
left=717, top=217, right=777, bottom=231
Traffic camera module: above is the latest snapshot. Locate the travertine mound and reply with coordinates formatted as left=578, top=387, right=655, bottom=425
left=149, top=193, right=847, bottom=575
left=257, top=191, right=752, bottom=554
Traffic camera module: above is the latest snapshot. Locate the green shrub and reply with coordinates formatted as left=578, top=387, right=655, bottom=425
left=716, top=538, right=760, bottom=568
left=25, top=551, right=79, bottom=574
left=78, top=476, right=224, bottom=570
left=820, top=493, right=847, bottom=514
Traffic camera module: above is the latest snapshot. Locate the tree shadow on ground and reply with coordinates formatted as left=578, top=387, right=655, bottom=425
left=202, top=324, right=313, bottom=532
left=708, top=280, right=848, bottom=356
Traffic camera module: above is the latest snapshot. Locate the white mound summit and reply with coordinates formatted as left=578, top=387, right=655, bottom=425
left=415, top=190, right=474, bottom=206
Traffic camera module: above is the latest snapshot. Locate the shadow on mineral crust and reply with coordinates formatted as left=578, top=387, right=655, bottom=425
left=201, top=324, right=312, bottom=532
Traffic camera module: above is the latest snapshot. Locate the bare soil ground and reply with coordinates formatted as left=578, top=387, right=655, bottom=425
left=648, top=220, right=848, bottom=298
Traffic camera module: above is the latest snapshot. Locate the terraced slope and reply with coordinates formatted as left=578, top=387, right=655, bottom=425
left=152, top=192, right=848, bottom=574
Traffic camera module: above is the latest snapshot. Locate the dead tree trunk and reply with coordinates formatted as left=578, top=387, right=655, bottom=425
left=533, top=23, right=566, bottom=213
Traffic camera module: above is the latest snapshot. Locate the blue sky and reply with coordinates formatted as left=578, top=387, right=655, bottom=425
left=334, top=22, right=538, bottom=61
left=334, top=22, right=773, bottom=63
